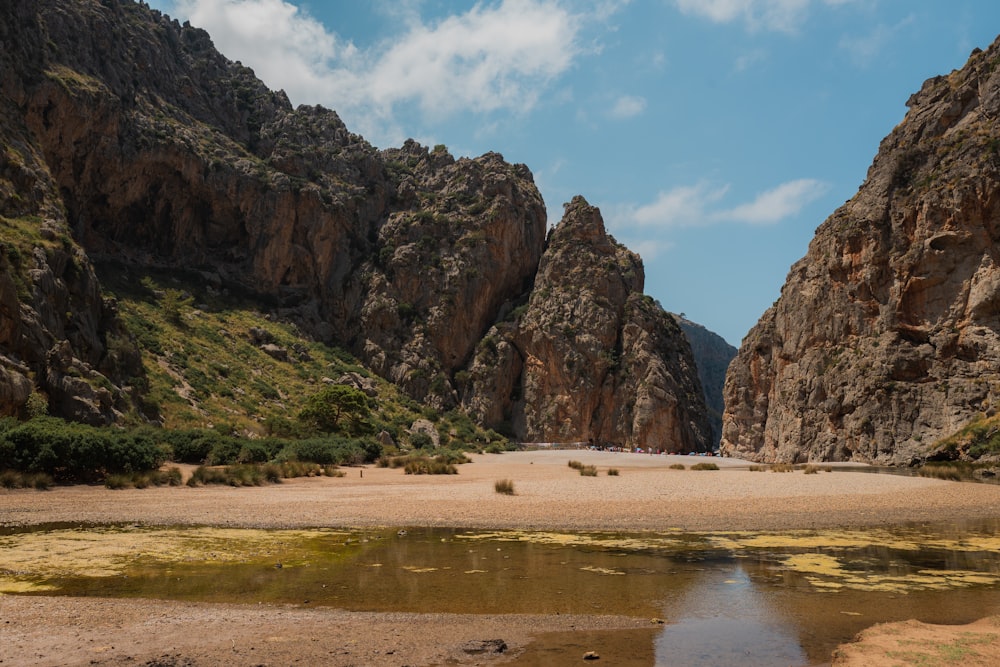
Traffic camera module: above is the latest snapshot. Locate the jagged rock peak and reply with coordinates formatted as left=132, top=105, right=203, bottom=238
left=551, top=195, right=615, bottom=250
left=722, top=35, right=1000, bottom=464
left=462, top=197, right=710, bottom=452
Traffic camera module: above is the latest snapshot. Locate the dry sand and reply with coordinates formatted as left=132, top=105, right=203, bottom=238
left=3, top=449, right=1000, bottom=666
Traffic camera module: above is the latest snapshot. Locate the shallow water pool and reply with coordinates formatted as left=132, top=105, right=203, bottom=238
left=2, top=520, right=1000, bottom=665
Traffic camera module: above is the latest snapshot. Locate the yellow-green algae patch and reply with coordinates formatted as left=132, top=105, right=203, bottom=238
left=780, top=553, right=1000, bottom=593
left=580, top=565, right=625, bottom=575
left=454, top=529, right=697, bottom=552
left=0, top=525, right=359, bottom=594
left=719, top=529, right=1000, bottom=554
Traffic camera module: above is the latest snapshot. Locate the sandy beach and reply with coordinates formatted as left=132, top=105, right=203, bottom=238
left=3, top=449, right=1000, bottom=666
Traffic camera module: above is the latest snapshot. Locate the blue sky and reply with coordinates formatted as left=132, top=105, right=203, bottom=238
left=145, top=0, right=1000, bottom=345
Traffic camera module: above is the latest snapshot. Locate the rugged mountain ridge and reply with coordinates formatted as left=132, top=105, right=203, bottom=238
left=0, top=0, right=710, bottom=451
left=723, top=37, right=1000, bottom=463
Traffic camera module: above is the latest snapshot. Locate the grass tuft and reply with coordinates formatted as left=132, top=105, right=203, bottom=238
left=690, top=462, right=719, bottom=471
left=0, top=470, right=54, bottom=490
left=494, top=478, right=515, bottom=495
left=669, top=463, right=685, bottom=470
left=578, top=465, right=598, bottom=476
left=607, top=468, right=619, bottom=476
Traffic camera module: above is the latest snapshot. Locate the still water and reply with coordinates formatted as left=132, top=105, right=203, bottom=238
left=2, top=521, right=1000, bottom=665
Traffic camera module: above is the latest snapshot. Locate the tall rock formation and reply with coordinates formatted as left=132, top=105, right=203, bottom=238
left=0, top=0, right=710, bottom=450
left=723, top=37, right=1000, bottom=464
left=463, top=197, right=711, bottom=451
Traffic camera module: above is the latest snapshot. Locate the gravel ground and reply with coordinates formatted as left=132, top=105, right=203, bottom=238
left=3, top=450, right=1000, bottom=666
left=3, top=450, right=1000, bottom=532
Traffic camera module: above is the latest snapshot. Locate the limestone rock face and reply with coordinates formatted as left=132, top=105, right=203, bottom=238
left=722, top=38, right=1000, bottom=464
left=463, top=197, right=711, bottom=451
left=0, top=0, right=710, bottom=444
left=0, top=3, right=144, bottom=422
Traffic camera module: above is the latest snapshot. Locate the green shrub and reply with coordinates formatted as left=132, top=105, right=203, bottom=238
left=690, top=462, right=719, bottom=471
left=434, top=449, right=471, bottom=465
left=578, top=465, right=598, bottom=476
left=568, top=460, right=584, bottom=470
left=0, top=417, right=165, bottom=482
left=411, top=432, right=433, bottom=449
left=236, top=440, right=277, bottom=464
left=669, top=463, right=685, bottom=470
left=607, top=468, right=619, bottom=476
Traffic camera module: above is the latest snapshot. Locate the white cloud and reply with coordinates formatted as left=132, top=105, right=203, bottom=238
left=621, top=178, right=826, bottom=228
left=176, top=0, right=352, bottom=99
left=622, top=238, right=673, bottom=260
left=610, top=95, right=647, bottom=118
left=734, top=48, right=767, bottom=71
left=632, top=182, right=730, bottom=228
left=674, top=0, right=854, bottom=33
left=365, top=0, right=580, bottom=116
left=838, top=16, right=913, bottom=67
left=718, top=178, right=828, bottom=224
left=171, top=0, right=587, bottom=142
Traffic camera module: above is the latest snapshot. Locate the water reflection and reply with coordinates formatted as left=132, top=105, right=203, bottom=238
left=3, top=521, right=1000, bottom=666
left=655, top=563, right=809, bottom=666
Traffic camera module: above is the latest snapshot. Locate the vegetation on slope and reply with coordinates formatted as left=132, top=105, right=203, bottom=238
left=0, top=262, right=509, bottom=484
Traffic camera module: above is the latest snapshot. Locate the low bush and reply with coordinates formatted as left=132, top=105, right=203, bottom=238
left=669, top=463, right=686, bottom=470
left=690, top=462, right=719, bottom=471
left=568, top=460, right=584, bottom=470
left=578, top=465, right=598, bottom=476
left=494, top=478, right=515, bottom=495
left=770, top=463, right=795, bottom=473
left=404, top=456, right=457, bottom=475
left=607, top=468, right=619, bottom=476
left=748, top=465, right=765, bottom=472
left=30, top=472, right=53, bottom=490
left=105, top=467, right=184, bottom=489
left=1, top=469, right=19, bottom=488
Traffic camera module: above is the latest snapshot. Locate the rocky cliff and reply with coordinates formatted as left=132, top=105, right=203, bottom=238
left=463, top=197, right=710, bottom=450
left=0, top=0, right=710, bottom=451
left=723, top=37, right=1000, bottom=464
left=676, top=317, right=736, bottom=448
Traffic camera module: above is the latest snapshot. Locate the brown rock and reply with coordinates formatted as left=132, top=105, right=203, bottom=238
left=464, top=197, right=710, bottom=452
left=723, top=37, right=1000, bottom=463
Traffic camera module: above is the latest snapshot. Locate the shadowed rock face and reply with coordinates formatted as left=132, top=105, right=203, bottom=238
left=0, top=0, right=711, bottom=449
left=723, top=37, right=1000, bottom=464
